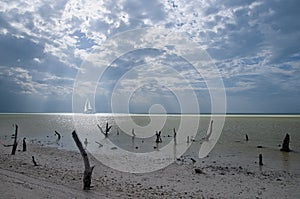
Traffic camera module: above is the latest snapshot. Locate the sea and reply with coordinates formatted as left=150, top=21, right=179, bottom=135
left=0, top=113, right=300, bottom=174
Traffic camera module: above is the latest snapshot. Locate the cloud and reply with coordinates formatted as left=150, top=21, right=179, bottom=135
left=0, top=34, right=44, bottom=65
left=0, top=65, right=73, bottom=98
left=0, top=0, right=299, bottom=113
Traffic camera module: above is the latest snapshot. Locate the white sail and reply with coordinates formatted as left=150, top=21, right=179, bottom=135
left=84, top=98, right=93, bottom=114
left=204, top=120, right=213, bottom=141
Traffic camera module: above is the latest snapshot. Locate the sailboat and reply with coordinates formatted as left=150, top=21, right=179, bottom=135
left=203, top=120, right=213, bottom=141
left=84, top=98, right=93, bottom=114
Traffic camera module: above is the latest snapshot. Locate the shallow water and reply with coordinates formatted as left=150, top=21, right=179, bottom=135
left=0, top=114, right=299, bottom=173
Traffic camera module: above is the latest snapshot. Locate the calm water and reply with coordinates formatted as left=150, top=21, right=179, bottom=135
left=0, top=114, right=299, bottom=173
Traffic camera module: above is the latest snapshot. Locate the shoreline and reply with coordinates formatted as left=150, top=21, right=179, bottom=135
left=1, top=142, right=299, bottom=198
left=1, top=113, right=300, bottom=117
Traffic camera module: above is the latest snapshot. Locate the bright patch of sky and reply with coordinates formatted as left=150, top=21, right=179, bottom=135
left=0, top=0, right=299, bottom=113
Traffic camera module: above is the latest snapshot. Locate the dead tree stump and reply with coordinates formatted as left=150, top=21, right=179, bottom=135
left=32, top=156, right=38, bottom=166
left=55, top=131, right=61, bottom=144
left=173, top=128, right=177, bottom=144
left=97, top=122, right=112, bottom=138
left=72, top=131, right=94, bottom=190
left=55, top=131, right=61, bottom=140
left=259, top=154, right=263, bottom=166
left=11, top=124, right=18, bottom=155
left=280, top=133, right=291, bottom=152
left=155, top=131, right=162, bottom=143
left=23, top=137, right=27, bottom=152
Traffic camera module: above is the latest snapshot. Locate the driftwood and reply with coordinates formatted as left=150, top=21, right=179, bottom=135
left=55, top=131, right=61, bottom=144
left=195, top=168, right=204, bottom=174
left=11, top=124, right=18, bottom=155
left=23, top=137, right=27, bottom=152
left=95, top=141, right=103, bottom=148
left=280, top=133, right=291, bottom=152
left=3, top=144, right=14, bottom=147
left=155, top=131, right=162, bottom=143
left=97, top=122, right=112, bottom=138
left=191, top=157, right=196, bottom=164
left=72, top=131, right=94, bottom=190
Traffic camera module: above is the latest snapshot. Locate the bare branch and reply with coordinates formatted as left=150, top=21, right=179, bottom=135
left=72, top=131, right=94, bottom=190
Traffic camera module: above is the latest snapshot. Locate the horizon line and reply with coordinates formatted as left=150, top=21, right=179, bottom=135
left=1, top=112, right=300, bottom=117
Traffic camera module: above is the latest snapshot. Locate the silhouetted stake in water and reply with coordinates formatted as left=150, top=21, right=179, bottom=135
left=97, top=122, right=112, bottom=138
left=11, top=124, right=18, bottom=155
left=259, top=154, right=263, bottom=166
left=155, top=131, right=162, bottom=143
left=173, top=128, right=177, bottom=144
left=32, top=156, right=38, bottom=166
left=23, top=137, right=27, bottom=152
left=173, top=128, right=177, bottom=138
left=246, top=134, right=249, bottom=141
left=72, top=131, right=94, bottom=190
left=280, top=133, right=291, bottom=152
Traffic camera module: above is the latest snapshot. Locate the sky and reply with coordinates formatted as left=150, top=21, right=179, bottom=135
left=0, top=0, right=299, bottom=113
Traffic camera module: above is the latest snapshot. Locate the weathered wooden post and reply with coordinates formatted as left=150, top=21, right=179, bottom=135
left=11, top=124, right=18, bottom=155
left=32, top=156, right=38, bottom=166
left=72, top=131, right=94, bottom=190
left=280, top=133, right=291, bottom=152
left=22, top=137, right=27, bottom=152
left=259, top=154, right=263, bottom=166
left=173, top=128, right=177, bottom=144
left=173, top=128, right=177, bottom=139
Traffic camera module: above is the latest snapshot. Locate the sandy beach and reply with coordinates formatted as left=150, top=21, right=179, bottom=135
left=1, top=140, right=299, bottom=199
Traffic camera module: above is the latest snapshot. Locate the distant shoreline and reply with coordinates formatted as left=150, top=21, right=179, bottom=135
left=0, top=112, right=300, bottom=117
left=1, top=112, right=300, bottom=117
